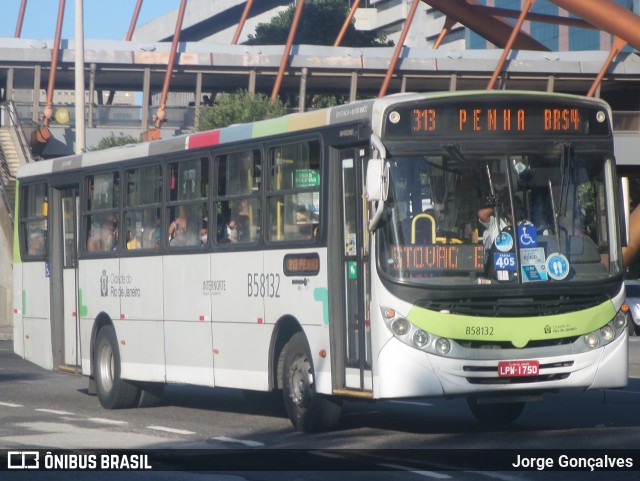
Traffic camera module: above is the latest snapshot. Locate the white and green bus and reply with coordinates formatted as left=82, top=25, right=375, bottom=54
left=13, top=91, right=629, bottom=431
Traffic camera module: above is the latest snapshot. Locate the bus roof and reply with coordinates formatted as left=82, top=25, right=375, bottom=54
left=17, top=90, right=610, bottom=179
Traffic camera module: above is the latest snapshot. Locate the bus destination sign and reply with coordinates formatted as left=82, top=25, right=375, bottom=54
left=389, top=244, right=484, bottom=272
left=385, top=99, right=610, bottom=139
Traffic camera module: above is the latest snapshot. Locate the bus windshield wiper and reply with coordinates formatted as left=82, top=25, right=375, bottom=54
left=558, top=142, right=572, bottom=218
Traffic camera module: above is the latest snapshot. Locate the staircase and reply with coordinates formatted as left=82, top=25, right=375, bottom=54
left=0, top=128, right=20, bottom=218
left=0, top=101, right=33, bottom=220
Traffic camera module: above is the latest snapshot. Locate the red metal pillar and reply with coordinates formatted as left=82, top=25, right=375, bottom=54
left=153, top=0, right=188, bottom=131
left=334, top=0, right=361, bottom=47
left=550, top=0, right=640, bottom=51
left=232, top=0, right=254, bottom=45
left=125, top=0, right=144, bottom=41
left=271, top=0, right=305, bottom=103
left=43, top=0, right=66, bottom=128
left=587, top=36, right=627, bottom=97
left=15, top=0, right=28, bottom=37
left=433, top=16, right=457, bottom=49
left=378, top=0, right=420, bottom=97
left=487, top=0, right=536, bottom=91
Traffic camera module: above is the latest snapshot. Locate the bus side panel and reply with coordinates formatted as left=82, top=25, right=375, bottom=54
left=79, top=258, right=120, bottom=371
left=13, top=265, right=24, bottom=358
left=264, top=248, right=332, bottom=395
left=118, top=256, right=165, bottom=383
left=21, top=262, right=53, bottom=370
left=211, top=250, right=269, bottom=390
left=163, top=254, right=213, bottom=386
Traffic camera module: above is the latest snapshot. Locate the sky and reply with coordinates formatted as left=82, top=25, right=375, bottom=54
left=0, top=0, right=179, bottom=40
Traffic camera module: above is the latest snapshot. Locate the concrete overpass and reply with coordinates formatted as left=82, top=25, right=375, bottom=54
left=2, top=38, right=640, bottom=332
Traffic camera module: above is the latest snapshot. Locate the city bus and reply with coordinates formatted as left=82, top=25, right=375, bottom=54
left=13, top=90, right=629, bottom=431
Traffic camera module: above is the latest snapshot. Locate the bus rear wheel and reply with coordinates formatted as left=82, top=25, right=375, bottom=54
left=467, top=397, right=525, bottom=425
left=282, top=332, right=342, bottom=432
left=94, top=325, right=140, bottom=409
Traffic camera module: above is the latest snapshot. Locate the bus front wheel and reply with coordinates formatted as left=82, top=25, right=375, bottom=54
left=282, top=332, right=342, bottom=432
left=94, top=325, right=140, bottom=409
left=467, top=397, right=525, bottom=425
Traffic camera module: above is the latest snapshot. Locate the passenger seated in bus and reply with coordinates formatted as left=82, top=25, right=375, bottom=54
left=126, top=230, right=140, bottom=250
left=226, top=218, right=239, bottom=243
left=88, top=214, right=118, bottom=251
left=28, top=229, right=46, bottom=256
left=238, top=199, right=251, bottom=241
left=169, top=209, right=188, bottom=246
left=147, top=217, right=162, bottom=248
left=200, top=226, right=208, bottom=246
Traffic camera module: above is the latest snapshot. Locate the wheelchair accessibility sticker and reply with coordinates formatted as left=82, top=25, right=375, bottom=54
left=518, top=224, right=537, bottom=247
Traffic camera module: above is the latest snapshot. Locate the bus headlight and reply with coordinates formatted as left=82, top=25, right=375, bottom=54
left=584, top=333, right=599, bottom=349
left=412, top=330, right=429, bottom=348
left=436, top=338, right=451, bottom=355
left=391, top=318, right=410, bottom=336
left=613, top=311, right=627, bottom=330
left=600, top=325, right=615, bottom=342
left=381, top=306, right=453, bottom=357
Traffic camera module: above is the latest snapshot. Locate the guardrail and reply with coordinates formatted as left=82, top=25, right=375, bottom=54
left=8, top=101, right=640, bottom=134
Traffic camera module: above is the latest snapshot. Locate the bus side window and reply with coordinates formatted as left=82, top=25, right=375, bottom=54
left=20, top=182, right=48, bottom=258
left=267, top=140, right=320, bottom=242
left=83, top=172, right=120, bottom=254
left=167, top=156, right=209, bottom=249
left=123, top=165, right=162, bottom=251
left=214, top=149, right=262, bottom=245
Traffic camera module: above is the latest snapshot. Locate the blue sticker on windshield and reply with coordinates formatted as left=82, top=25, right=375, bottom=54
left=494, top=232, right=514, bottom=252
left=518, top=224, right=537, bottom=247
left=546, top=253, right=570, bottom=280
left=494, top=252, right=516, bottom=271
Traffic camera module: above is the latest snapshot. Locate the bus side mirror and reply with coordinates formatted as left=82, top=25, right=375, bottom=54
left=366, top=158, right=389, bottom=202
left=366, top=159, right=389, bottom=232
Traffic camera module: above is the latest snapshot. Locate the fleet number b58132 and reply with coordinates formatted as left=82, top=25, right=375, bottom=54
left=247, top=273, right=281, bottom=298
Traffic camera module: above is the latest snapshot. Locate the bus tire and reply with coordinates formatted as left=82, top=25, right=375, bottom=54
left=467, top=397, right=525, bottom=425
left=94, top=325, right=140, bottom=409
left=282, top=332, right=342, bottom=432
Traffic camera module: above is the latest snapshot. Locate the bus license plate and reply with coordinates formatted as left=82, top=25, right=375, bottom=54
left=498, top=360, right=539, bottom=377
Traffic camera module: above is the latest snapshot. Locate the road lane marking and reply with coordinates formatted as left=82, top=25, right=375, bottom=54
left=0, top=401, right=23, bottom=407
left=212, top=436, right=264, bottom=447
left=35, top=409, right=74, bottom=415
left=88, top=418, right=129, bottom=425
left=147, top=425, right=195, bottom=435
left=379, top=463, right=452, bottom=479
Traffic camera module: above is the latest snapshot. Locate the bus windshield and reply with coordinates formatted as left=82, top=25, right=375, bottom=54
left=377, top=150, right=621, bottom=286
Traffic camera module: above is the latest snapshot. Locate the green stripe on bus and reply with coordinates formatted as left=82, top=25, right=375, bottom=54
left=406, top=301, right=616, bottom=348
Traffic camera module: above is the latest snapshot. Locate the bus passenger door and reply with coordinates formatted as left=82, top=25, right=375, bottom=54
left=50, top=186, right=81, bottom=369
left=338, top=147, right=372, bottom=392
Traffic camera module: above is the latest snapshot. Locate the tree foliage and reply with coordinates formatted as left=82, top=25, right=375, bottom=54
left=198, top=89, right=288, bottom=131
left=246, top=0, right=393, bottom=47
left=89, top=133, right=139, bottom=151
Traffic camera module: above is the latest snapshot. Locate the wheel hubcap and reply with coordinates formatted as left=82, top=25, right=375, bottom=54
left=290, top=353, right=313, bottom=407
left=98, top=342, right=114, bottom=392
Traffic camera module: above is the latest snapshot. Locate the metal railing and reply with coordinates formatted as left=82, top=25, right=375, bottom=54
left=8, top=100, right=639, bottom=135
left=12, top=102, right=198, bottom=131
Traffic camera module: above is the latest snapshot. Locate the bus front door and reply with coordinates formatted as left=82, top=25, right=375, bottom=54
left=50, top=186, right=81, bottom=369
left=338, top=147, right=372, bottom=393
